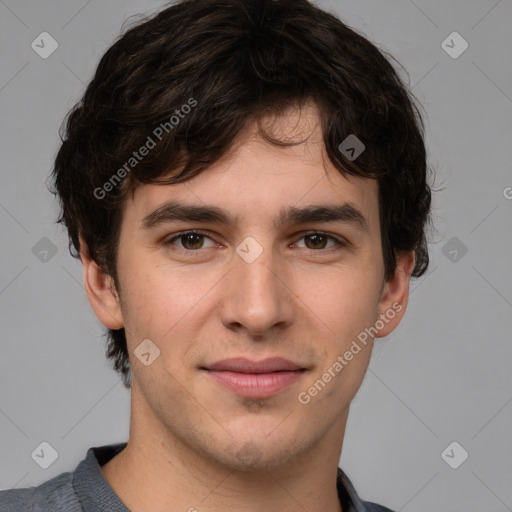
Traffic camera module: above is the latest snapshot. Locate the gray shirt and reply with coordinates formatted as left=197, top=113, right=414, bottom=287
left=0, top=443, right=394, bottom=511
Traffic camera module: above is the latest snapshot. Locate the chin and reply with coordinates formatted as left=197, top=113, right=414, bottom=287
left=201, top=430, right=311, bottom=473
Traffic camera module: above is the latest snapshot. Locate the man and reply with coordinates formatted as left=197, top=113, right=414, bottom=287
left=0, top=0, right=432, bottom=510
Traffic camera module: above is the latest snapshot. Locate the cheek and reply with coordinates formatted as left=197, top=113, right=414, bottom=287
left=120, top=260, right=209, bottom=335
left=301, top=267, right=381, bottom=339
left=119, top=262, right=222, bottom=382
left=298, top=269, right=380, bottom=400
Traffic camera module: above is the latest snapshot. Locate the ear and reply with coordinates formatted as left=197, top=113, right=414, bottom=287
left=375, top=250, right=415, bottom=338
left=80, top=237, right=124, bottom=330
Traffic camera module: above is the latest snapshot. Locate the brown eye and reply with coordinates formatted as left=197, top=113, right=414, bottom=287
left=179, top=233, right=204, bottom=250
left=166, top=231, right=215, bottom=251
left=296, top=233, right=345, bottom=251
left=304, top=234, right=328, bottom=249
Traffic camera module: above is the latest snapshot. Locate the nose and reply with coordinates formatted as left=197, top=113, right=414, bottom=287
left=220, top=239, right=294, bottom=337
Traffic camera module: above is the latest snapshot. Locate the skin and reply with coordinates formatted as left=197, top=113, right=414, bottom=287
left=81, top=103, right=415, bottom=512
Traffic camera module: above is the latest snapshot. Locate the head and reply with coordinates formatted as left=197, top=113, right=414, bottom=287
left=51, top=0, right=432, bottom=470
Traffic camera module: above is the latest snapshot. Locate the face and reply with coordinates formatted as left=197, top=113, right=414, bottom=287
left=85, top=103, right=413, bottom=471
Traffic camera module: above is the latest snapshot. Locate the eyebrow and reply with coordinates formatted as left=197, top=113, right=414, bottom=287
left=140, top=201, right=370, bottom=233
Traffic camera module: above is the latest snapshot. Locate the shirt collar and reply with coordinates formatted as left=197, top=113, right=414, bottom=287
left=72, top=443, right=129, bottom=512
left=337, top=465, right=374, bottom=512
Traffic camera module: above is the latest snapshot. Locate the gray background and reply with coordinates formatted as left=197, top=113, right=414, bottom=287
left=1, top=0, right=511, bottom=510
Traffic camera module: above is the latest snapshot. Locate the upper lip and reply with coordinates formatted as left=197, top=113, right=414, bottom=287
left=204, top=357, right=304, bottom=374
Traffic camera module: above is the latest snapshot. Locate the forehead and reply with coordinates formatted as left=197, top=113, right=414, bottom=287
left=123, top=104, right=380, bottom=233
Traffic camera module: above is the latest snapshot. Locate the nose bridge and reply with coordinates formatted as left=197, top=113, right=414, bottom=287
left=221, top=235, right=293, bottom=335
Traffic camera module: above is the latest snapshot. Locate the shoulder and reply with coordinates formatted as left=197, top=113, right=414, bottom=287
left=0, top=471, right=82, bottom=512
left=362, top=501, right=396, bottom=512
left=336, top=466, right=396, bottom=512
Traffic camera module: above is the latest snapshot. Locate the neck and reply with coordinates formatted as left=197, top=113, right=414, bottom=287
left=101, top=391, right=347, bottom=512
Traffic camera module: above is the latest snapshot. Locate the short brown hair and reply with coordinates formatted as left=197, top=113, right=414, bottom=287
left=51, top=0, right=433, bottom=387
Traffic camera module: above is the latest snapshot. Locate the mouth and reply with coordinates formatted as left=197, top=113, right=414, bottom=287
left=201, top=357, right=307, bottom=399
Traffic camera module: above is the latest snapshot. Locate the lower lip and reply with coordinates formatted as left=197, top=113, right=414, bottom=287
left=206, top=370, right=305, bottom=398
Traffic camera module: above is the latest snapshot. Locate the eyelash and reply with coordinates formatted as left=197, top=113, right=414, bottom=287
left=164, top=230, right=348, bottom=253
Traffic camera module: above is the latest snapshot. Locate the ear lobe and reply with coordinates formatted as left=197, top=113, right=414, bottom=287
left=79, top=237, right=124, bottom=330
left=375, top=250, right=415, bottom=338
